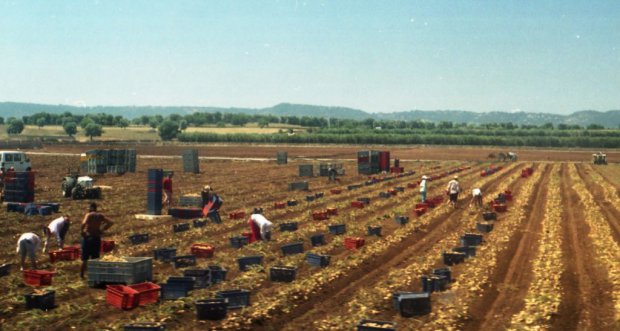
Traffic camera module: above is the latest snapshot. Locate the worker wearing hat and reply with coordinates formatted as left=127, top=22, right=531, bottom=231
left=446, top=175, right=462, bottom=208
left=201, top=185, right=223, bottom=223
left=420, top=175, right=428, bottom=203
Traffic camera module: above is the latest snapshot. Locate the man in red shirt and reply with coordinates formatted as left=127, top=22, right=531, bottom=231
left=162, top=172, right=173, bottom=208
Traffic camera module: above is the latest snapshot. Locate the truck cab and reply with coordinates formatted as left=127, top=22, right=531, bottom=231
left=0, top=151, right=32, bottom=171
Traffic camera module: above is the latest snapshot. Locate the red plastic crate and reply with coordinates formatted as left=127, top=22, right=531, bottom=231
left=407, top=183, right=418, bottom=189
left=326, top=207, right=338, bottom=216
left=388, top=189, right=397, bottom=196
left=351, top=201, right=365, bottom=209
left=312, top=211, right=328, bottom=221
left=504, top=190, right=512, bottom=195
left=100, top=240, right=115, bottom=253
left=49, top=247, right=80, bottom=263
left=493, top=204, right=508, bottom=212
left=191, top=243, right=215, bottom=258
left=344, top=237, right=365, bottom=250
left=229, top=211, right=246, bottom=219
left=330, top=189, right=342, bottom=195
left=390, top=166, right=404, bottom=174
left=23, top=270, right=55, bottom=286
left=128, top=282, right=161, bottom=306
left=106, top=285, right=139, bottom=310
left=415, top=203, right=429, bottom=209
left=274, top=202, right=286, bottom=209
left=414, top=207, right=427, bottom=217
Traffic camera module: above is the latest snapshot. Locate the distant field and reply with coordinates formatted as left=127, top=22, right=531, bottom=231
left=0, top=123, right=304, bottom=141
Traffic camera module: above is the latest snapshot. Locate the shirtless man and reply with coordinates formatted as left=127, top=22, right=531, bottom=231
left=80, top=203, right=114, bottom=279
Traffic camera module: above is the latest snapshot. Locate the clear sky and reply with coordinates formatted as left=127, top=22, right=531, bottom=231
left=1, top=1, right=619, bottom=114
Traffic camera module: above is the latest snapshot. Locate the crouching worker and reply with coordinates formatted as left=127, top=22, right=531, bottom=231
left=247, top=208, right=273, bottom=243
left=43, top=215, right=71, bottom=253
left=470, top=188, right=483, bottom=208
left=201, top=185, right=223, bottom=223
left=16, top=232, right=42, bottom=271
left=80, top=203, right=114, bottom=279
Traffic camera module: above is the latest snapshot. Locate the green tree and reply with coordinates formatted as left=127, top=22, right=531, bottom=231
left=36, top=118, right=46, bottom=129
left=149, top=119, right=159, bottom=129
left=258, top=118, right=269, bottom=128
left=80, top=117, right=95, bottom=129
left=63, top=121, right=78, bottom=137
left=117, top=118, right=130, bottom=129
left=179, top=120, right=188, bottom=131
left=84, top=123, right=103, bottom=141
left=587, top=123, right=604, bottom=130
left=158, top=120, right=179, bottom=140
left=7, top=118, right=25, bottom=134
left=0, top=116, right=4, bottom=125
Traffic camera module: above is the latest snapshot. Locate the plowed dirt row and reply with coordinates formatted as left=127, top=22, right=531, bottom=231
left=461, top=164, right=550, bottom=331
left=574, top=164, right=620, bottom=245
left=263, top=165, right=525, bottom=330
left=552, top=164, right=616, bottom=330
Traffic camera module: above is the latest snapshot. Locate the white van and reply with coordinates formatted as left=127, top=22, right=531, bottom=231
left=0, top=151, right=32, bottom=171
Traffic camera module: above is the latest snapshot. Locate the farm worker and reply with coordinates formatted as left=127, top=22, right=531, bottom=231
left=162, top=172, right=173, bottom=208
left=420, top=175, right=428, bottom=202
left=201, top=185, right=223, bottom=224
left=446, top=176, right=462, bottom=208
left=80, top=203, right=114, bottom=279
left=42, top=215, right=71, bottom=253
left=16, top=232, right=41, bottom=270
left=470, top=188, right=483, bottom=208
left=247, top=208, right=273, bottom=242
left=327, top=165, right=338, bottom=182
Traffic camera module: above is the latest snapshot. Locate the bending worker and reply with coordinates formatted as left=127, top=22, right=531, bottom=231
left=470, top=187, right=483, bottom=208
left=16, top=231, right=42, bottom=271
left=247, top=208, right=273, bottom=243
left=446, top=175, right=462, bottom=208
left=43, top=215, right=71, bottom=253
left=201, top=185, right=223, bottom=223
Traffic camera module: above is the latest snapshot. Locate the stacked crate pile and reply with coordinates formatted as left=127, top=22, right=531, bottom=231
left=3, top=171, right=35, bottom=203
left=182, top=149, right=200, bottom=174
left=147, top=169, right=163, bottom=215
left=357, top=150, right=381, bottom=175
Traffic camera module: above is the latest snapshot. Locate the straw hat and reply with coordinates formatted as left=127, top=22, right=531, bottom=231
left=203, top=185, right=211, bottom=191
left=422, top=175, right=428, bottom=179
left=453, top=175, right=459, bottom=180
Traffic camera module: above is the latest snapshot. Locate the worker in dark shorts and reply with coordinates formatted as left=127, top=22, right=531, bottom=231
left=446, top=175, right=461, bottom=208
left=80, top=203, right=114, bottom=279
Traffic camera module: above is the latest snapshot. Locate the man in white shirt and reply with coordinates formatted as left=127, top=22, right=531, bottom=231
left=420, top=175, right=428, bottom=203
left=470, top=188, right=483, bottom=208
left=16, top=232, right=41, bottom=270
left=43, top=216, right=71, bottom=253
left=248, top=208, right=273, bottom=241
left=446, top=176, right=462, bottom=208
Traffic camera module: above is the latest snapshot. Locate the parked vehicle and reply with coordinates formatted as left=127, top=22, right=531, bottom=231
left=0, top=151, right=32, bottom=171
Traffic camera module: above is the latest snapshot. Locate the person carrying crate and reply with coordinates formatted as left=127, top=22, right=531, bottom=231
left=201, top=185, right=223, bottom=223
left=43, top=215, right=71, bottom=253
left=16, top=232, right=41, bottom=271
left=80, top=203, right=114, bottom=279
left=247, top=208, right=273, bottom=242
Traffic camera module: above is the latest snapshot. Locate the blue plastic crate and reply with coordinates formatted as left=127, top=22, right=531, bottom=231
left=166, top=276, right=195, bottom=291
left=460, top=233, right=483, bottom=247
left=442, top=252, right=466, bottom=266
left=208, top=265, right=227, bottom=284
left=310, top=234, right=326, bottom=247
left=421, top=275, right=449, bottom=293
left=397, top=292, right=431, bottom=317
left=306, top=253, right=330, bottom=267
left=24, top=290, right=55, bottom=311
left=229, top=236, right=249, bottom=249
left=153, top=248, right=177, bottom=262
left=195, top=298, right=227, bottom=321
left=367, top=226, right=382, bottom=236
left=394, top=215, right=409, bottom=225
left=305, top=195, right=315, bottom=202
left=328, top=224, right=346, bottom=235
left=482, top=212, right=497, bottom=221
left=280, top=242, right=304, bottom=256
left=160, top=282, right=190, bottom=300
left=237, top=256, right=263, bottom=271
left=183, top=269, right=210, bottom=288
left=286, top=200, right=298, bottom=206
left=128, top=233, right=150, bottom=245
left=216, top=289, right=251, bottom=309
left=476, top=222, right=494, bottom=233
left=357, top=197, right=371, bottom=205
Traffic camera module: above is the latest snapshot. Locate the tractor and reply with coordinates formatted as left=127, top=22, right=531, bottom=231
left=61, top=171, right=101, bottom=199
left=497, top=152, right=518, bottom=162
left=592, top=152, right=607, bottom=165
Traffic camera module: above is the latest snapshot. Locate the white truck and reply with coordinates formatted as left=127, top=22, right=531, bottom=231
left=0, top=151, right=32, bottom=171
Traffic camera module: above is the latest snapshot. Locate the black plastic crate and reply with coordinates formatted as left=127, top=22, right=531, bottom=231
left=237, top=256, right=263, bottom=271
left=208, top=266, right=227, bottom=284
left=306, top=253, right=330, bottom=267
left=229, top=236, right=249, bottom=249
left=421, top=275, right=449, bottom=293
left=123, top=322, right=166, bottom=331
left=280, top=242, right=304, bottom=256
left=279, top=222, right=299, bottom=232
left=24, top=290, right=55, bottom=310
left=379, top=192, right=391, bottom=198
left=195, top=298, right=227, bottom=321
left=367, top=226, right=382, bottom=236
left=166, top=276, right=195, bottom=291
left=128, top=233, right=150, bottom=245
left=357, top=319, right=396, bottom=331
left=172, top=223, right=190, bottom=233
left=397, top=292, right=431, bottom=317
left=310, top=234, right=326, bottom=247
left=305, top=195, right=315, bottom=202
left=153, top=247, right=177, bottom=263
left=193, top=219, right=207, bottom=228
left=460, top=233, right=483, bottom=247
left=482, top=212, right=497, bottom=221
left=287, top=200, right=298, bottom=206
left=314, top=192, right=324, bottom=199
left=172, top=255, right=197, bottom=268
left=161, top=282, right=191, bottom=300
left=269, top=266, right=297, bottom=282
left=328, top=224, right=346, bottom=235
left=357, top=197, right=371, bottom=205
left=0, top=263, right=11, bottom=278
left=442, top=252, right=466, bottom=266
left=433, top=267, right=452, bottom=282
left=183, top=269, right=210, bottom=289
left=476, top=222, right=494, bottom=233
left=216, top=289, right=251, bottom=309
left=394, top=215, right=409, bottom=225
left=452, top=246, right=476, bottom=257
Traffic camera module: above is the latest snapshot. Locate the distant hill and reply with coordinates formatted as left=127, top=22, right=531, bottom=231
left=0, top=101, right=618, bottom=128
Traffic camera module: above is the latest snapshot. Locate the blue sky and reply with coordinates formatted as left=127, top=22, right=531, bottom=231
left=0, top=1, right=618, bottom=114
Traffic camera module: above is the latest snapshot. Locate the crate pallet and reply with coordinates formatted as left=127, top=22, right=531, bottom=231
left=195, top=298, right=228, bottom=321
left=191, top=244, right=215, bottom=258
left=344, top=237, right=365, bottom=250
left=270, top=266, right=297, bottom=283
left=153, top=247, right=177, bottom=262
left=280, top=242, right=304, bottom=256
left=237, top=256, right=263, bottom=271
left=216, top=289, right=251, bottom=309
left=23, top=270, right=55, bottom=286
left=88, top=257, right=153, bottom=288
left=24, top=290, right=55, bottom=311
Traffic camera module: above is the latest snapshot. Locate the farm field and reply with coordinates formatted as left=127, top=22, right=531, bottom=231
left=0, top=149, right=619, bottom=330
